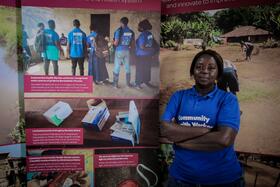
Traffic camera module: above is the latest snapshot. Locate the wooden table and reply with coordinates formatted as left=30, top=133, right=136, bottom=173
left=25, top=98, right=159, bottom=147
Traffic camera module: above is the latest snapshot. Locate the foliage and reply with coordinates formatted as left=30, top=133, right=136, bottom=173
left=163, top=40, right=177, bottom=48
left=161, top=17, right=188, bottom=46
left=161, top=13, right=221, bottom=49
left=161, top=4, right=280, bottom=48
left=214, top=5, right=280, bottom=39
left=9, top=118, right=26, bottom=143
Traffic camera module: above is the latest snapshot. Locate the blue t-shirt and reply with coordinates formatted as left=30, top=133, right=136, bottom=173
left=161, top=85, right=242, bottom=185
left=44, top=29, right=59, bottom=46
left=68, top=28, right=87, bottom=58
left=114, top=26, right=134, bottom=51
left=136, top=31, right=155, bottom=56
left=87, top=31, right=97, bottom=51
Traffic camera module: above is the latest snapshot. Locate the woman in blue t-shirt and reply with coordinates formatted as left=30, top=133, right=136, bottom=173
left=161, top=50, right=244, bottom=187
left=135, top=19, right=157, bottom=89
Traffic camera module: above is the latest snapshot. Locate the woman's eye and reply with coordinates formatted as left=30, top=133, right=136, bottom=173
left=208, top=66, right=216, bottom=70
left=195, top=65, right=202, bottom=70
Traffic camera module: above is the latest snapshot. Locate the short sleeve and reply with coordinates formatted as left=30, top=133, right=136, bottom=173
left=161, top=91, right=182, bottom=123
left=53, top=32, right=59, bottom=42
left=217, top=94, right=240, bottom=132
left=68, top=32, right=72, bottom=45
left=114, top=30, right=120, bottom=41
left=138, top=33, right=145, bottom=47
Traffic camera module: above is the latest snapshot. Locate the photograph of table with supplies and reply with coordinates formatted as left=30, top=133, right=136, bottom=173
left=25, top=98, right=159, bottom=147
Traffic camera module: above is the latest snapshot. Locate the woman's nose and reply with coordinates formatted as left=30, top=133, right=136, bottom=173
left=200, top=66, right=209, bottom=73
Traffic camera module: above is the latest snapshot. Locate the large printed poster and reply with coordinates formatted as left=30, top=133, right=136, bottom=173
left=21, top=0, right=161, bottom=186
left=160, top=0, right=280, bottom=186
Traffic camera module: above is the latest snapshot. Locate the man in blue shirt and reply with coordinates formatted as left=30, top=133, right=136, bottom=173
left=161, top=50, right=244, bottom=187
left=113, top=17, right=135, bottom=88
left=68, top=19, right=87, bottom=76
left=43, top=20, right=62, bottom=76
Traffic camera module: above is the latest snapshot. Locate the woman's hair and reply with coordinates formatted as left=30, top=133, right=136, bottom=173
left=190, top=49, right=224, bottom=79
left=138, top=19, right=152, bottom=31
left=89, top=24, right=95, bottom=31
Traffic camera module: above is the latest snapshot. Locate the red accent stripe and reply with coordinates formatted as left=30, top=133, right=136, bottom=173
left=21, top=0, right=161, bottom=11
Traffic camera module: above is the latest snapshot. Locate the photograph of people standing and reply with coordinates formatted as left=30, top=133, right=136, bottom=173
left=44, top=20, right=62, bottom=76
left=135, top=19, right=158, bottom=89
left=34, top=22, right=45, bottom=63
left=68, top=19, right=87, bottom=76
left=112, top=17, right=135, bottom=88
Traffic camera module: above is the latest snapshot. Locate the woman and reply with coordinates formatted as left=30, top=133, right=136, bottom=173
left=161, top=50, right=244, bottom=187
left=94, top=34, right=110, bottom=84
left=135, top=19, right=157, bottom=89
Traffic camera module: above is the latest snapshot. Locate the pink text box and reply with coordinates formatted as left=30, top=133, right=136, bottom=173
left=27, top=155, right=84, bottom=172
left=26, top=128, right=84, bottom=146
left=94, top=153, right=138, bottom=168
left=24, top=75, right=93, bottom=93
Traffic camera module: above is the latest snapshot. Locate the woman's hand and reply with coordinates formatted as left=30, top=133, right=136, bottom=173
left=160, top=121, right=211, bottom=143
left=176, top=126, right=237, bottom=151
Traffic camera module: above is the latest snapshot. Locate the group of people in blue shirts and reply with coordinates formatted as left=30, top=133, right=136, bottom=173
left=32, top=17, right=158, bottom=89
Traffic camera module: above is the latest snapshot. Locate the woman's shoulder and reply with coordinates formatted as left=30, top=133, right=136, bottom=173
left=216, top=88, right=238, bottom=102
left=172, top=88, right=193, bottom=97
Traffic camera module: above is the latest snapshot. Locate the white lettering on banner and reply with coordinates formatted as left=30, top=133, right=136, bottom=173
left=165, top=0, right=236, bottom=9
left=85, top=0, right=143, bottom=4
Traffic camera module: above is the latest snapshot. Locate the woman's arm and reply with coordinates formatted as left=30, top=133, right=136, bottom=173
left=175, top=126, right=237, bottom=151
left=160, top=121, right=211, bottom=143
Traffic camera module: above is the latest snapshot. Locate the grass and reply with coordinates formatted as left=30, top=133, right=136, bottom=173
left=237, top=80, right=280, bottom=102
left=0, top=7, right=20, bottom=56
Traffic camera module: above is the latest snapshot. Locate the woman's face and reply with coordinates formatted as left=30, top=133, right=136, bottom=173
left=138, top=26, right=144, bottom=32
left=193, top=55, right=218, bottom=87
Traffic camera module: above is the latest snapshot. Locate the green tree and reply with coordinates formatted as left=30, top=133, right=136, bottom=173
left=161, top=13, right=221, bottom=49
left=214, top=4, right=280, bottom=39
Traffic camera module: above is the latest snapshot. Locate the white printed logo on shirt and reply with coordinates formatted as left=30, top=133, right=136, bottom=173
left=73, top=32, right=83, bottom=45
left=178, top=115, right=213, bottom=128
